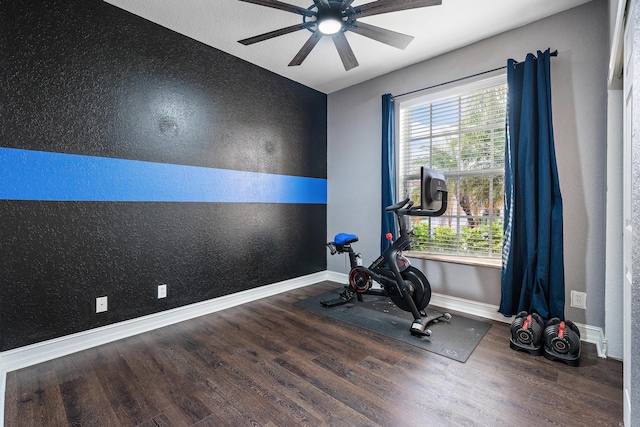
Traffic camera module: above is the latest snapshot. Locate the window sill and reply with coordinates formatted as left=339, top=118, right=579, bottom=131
left=404, top=252, right=502, bottom=269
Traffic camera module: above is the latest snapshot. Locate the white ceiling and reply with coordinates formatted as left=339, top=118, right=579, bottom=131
left=104, top=0, right=592, bottom=93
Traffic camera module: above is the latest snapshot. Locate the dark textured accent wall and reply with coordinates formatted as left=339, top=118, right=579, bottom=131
left=0, top=0, right=327, bottom=350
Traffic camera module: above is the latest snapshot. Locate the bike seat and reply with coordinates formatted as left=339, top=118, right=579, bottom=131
left=334, top=233, right=358, bottom=245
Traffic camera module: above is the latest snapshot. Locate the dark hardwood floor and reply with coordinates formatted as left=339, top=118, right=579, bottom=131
left=4, top=281, right=623, bottom=426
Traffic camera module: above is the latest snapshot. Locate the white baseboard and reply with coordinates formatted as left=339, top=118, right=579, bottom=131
left=428, top=291, right=606, bottom=358
left=0, top=270, right=607, bottom=427
left=0, top=270, right=606, bottom=372
left=325, top=270, right=349, bottom=284
left=0, top=271, right=327, bottom=374
left=578, top=323, right=606, bottom=358
left=0, top=271, right=327, bottom=427
left=327, top=272, right=607, bottom=357
left=429, top=292, right=513, bottom=324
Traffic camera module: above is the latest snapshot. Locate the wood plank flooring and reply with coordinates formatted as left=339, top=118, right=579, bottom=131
left=4, top=281, right=623, bottom=426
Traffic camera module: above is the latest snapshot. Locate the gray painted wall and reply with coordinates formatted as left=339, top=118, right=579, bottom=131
left=605, top=0, right=625, bottom=361
left=610, top=0, right=620, bottom=45
left=327, top=0, right=608, bottom=327
left=630, top=0, right=640, bottom=421
left=606, top=89, right=624, bottom=359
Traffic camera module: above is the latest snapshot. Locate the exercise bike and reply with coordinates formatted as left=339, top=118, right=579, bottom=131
left=321, top=167, right=451, bottom=338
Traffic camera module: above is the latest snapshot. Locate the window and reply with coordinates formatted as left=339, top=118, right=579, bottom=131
left=397, top=73, right=507, bottom=259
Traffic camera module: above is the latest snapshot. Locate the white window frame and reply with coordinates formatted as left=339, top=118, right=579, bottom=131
left=395, top=71, right=507, bottom=267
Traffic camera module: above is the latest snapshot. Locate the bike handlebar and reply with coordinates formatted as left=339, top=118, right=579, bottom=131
left=386, top=191, right=448, bottom=218
left=385, top=197, right=411, bottom=213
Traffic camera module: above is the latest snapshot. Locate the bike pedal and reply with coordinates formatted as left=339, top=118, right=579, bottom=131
left=320, top=296, right=351, bottom=307
left=410, top=321, right=431, bottom=337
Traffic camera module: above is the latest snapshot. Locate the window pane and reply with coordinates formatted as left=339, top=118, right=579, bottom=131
left=432, top=136, right=458, bottom=171
left=398, top=77, right=507, bottom=258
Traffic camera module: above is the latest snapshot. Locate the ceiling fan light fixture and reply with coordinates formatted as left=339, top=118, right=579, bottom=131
left=316, top=7, right=343, bottom=35
left=317, top=16, right=342, bottom=35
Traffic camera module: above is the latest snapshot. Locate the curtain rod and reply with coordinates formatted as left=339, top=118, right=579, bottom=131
left=392, top=50, right=558, bottom=100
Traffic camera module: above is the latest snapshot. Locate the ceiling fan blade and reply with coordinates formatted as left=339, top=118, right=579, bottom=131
left=239, top=22, right=315, bottom=45
left=238, top=0, right=316, bottom=17
left=348, top=21, right=414, bottom=50
left=354, top=0, right=442, bottom=18
left=332, top=32, right=358, bottom=71
left=289, top=31, right=324, bottom=66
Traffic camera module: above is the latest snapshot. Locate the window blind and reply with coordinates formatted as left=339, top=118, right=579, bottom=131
left=397, top=77, right=507, bottom=258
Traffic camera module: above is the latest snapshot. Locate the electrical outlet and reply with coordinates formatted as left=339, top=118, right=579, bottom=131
left=158, top=284, right=167, bottom=299
left=96, top=296, right=108, bottom=313
left=570, top=290, right=587, bottom=309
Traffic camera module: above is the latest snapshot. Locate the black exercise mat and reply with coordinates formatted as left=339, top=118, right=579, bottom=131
left=294, top=287, right=492, bottom=363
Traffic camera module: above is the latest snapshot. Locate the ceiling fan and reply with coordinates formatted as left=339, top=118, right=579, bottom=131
left=238, top=0, right=442, bottom=71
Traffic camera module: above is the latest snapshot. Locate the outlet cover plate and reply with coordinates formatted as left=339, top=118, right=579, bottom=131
left=570, top=290, right=586, bottom=309
left=158, top=284, right=167, bottom=299
left=96, top=296, right=108, bottom=313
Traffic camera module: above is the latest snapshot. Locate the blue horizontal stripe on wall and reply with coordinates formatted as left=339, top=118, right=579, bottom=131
left=0, top=148, right=327, bottom=204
